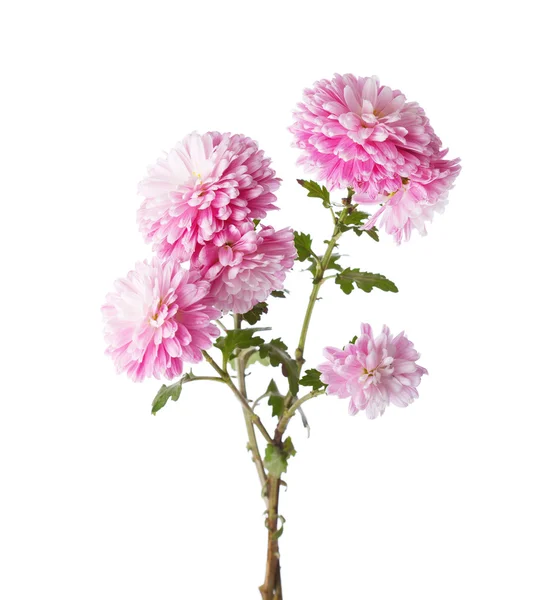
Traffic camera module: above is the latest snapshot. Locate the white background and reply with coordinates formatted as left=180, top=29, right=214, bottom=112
left=1, top=1, right=535, bottom=598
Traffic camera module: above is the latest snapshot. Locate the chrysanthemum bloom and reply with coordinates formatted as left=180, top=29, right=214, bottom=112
left=138, top=132, right=280, bottom=261
left=191, top=222, right=296, bottom=314
left=290, top=74, right=439, bottom=197
left=361, top=155, right=461, bottom=243
left=102, top=258, right=220, bottom=382
left=318, top=323, right=427, bottom=419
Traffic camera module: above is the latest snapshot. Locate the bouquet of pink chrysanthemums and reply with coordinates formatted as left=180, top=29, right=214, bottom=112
left=102, top=73, right=460, bottom=599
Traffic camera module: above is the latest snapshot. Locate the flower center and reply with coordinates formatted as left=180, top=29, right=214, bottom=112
left=149, top=299, right=169, bottom=328
left=360, top=356, right=394, bottom=386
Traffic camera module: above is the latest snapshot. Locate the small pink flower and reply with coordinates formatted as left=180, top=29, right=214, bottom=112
left=192, top=222, right=296, bottom=314
left=318, top=324, right=427, bottom=419
left=138, top=132, right=280, bottom=261
left=361, top=156, right=461, bottom=243
left=290, top=74, right=438, bottom=197
left=102, top=258, right=220, bottom=382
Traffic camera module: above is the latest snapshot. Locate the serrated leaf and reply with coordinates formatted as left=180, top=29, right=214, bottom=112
left=345, top=210, right=371, bottom=226
left=264, top=438, right=296, bottom=478
left=264, top=445, right=288, bottom=478
left=215, top=328, right=267, bottom=363
left=364, top=227, right=379, bottom=242
left=307, top=253, right=343, bottom=277
left=283, top=436, right=296, bottom=457
left=294, top=232, right=313, bottom=262
left=335, top=268, right=398, bottom=294
left=241, top=302, right=268, bottom=325
left=229, top=349, right=270, bottom=371
left=259, top=339, right=299, bottom=396
left=335, top=269, right=398, bottom=294
left=268, top=394, right=285, bottom=418
left=266, top=379, right=285, bottom=418
left=151, top=380, right=183, bottom=415
left=338, top=211, right=380, bottom=244
left=297, top=179, right=331, bottom=208
left=299, top=368, right=326, bottom=391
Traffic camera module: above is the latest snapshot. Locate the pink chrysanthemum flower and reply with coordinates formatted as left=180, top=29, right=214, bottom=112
left=192, top=222, right=296, bottom=314
left=361, top=156, right=461, bottom=243
left=290, top=74, right=448, bottom=198
left=318, top=323, right=428, bottom=419
left=138, top=132, right=280, bottom=261
left=102, top=258, right=220, bottom=382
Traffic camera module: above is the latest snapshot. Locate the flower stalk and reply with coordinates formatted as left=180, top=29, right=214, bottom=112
left=295, top=208, right=348, bottom=374
left=234, top=315, right=268, bottom=502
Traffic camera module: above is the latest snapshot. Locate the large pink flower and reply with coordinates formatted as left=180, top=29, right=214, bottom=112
left=318, top=324, right=427, bottom=419
left=138, top=132, right=280, bottom=261
left=102, top=258, right=220, bottom=382
left=290, top=74, right=439, bottom=196
left=361, top=155, right=461, bottom=243
left=192, top=222, right=296, bottom=314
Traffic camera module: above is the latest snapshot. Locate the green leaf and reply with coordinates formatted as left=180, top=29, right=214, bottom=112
left=335, top=209, right=380, bottom=241
left=299, top=368, right=326, bottom=391
left=344, top=210, right=371, bottom=226
left=264, top=437, right=296, bottom=478
left=363, top=227, right=379, bottom=242
left=268, top=394, right=285, bottom=418
left=335, top=268, right=398, bottom=294
left=259, top=339, right=299, bottom=396
left=294, top=231, right=313, bottom=262
left=307, top=253, right=343, bottom=277
left=229, top=349, right=270, bottom=371
left=270, top=290, right=286, bottom=298
left=297, top=179, right=331, bottom=208
left=215, top=328, right=267, bottom=363
left=264, top=445, right=288, bottom=478
left=246, top=351, right=271, bottom=368
left=241, top=302, right=268, bottom=325
left=266, top=379, right=285, bottom=418
left=274, top=515, right=286, bottom=540
left=283, top=436, right=296, bottom=458
left=151, top=380, right=183, bottom=415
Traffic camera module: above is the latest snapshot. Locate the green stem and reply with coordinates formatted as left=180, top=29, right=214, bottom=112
left=216, top=319, right=228, bottom=332
left=295, top=209, right=348, bottom=375
left=277, top=389, right=325, bottom=434
left=234, top=314, right=268, bottom=503
left=259, top=474, right=282, bottom=600
left=202, top=350, right=273, bottom=445
left=185, top=376, right=225, bottom=383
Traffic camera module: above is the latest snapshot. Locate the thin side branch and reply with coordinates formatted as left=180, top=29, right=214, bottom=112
left=202, top=349, right=273, bottom=444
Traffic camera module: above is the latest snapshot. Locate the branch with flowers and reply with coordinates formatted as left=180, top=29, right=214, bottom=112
left=102, top=73, right=460, bottom=599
